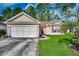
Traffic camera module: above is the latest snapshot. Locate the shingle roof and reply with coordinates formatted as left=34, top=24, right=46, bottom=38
left=4, top=12, right=40, bottom=25
left=46, top=20, right=64, bottom=26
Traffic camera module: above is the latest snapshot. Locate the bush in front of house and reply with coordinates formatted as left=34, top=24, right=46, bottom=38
left=74, top=31, right=79, bottom=39
left=0, top=30, right=6, bottom=38
left=59, top=38, right=72, bottom=44
left=59, top=37, right=79, bottom=46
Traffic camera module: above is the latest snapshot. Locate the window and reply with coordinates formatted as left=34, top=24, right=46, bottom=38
left=53, top=26, right=61, bottom=32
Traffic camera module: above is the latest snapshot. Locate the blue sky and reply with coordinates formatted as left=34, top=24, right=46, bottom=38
left=0, top=3, right=78, bottom=14
left=0, top=3, right=36, bottom=14
left=0, top=3, right=78, bottom=21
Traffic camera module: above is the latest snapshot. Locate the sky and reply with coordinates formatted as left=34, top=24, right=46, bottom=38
left=0, top=3, right=78, bottom=21
left=0, top=3, right=36, bottom=15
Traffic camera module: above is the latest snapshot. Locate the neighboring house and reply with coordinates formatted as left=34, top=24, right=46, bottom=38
left=4, top=12, right=40, bottom=38
left=43, top=20, right=64, bottom=35
left=0, top=22, right=6, bottom=30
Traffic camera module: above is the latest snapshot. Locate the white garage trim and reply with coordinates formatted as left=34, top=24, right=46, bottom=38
left=4, top=12, right=40, bottom=38
left=10, top=25, right=39, bottom=38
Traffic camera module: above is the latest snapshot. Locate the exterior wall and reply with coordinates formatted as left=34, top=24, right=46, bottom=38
left=44, top=26, right=52, bottom=35
left=44, top=26, right=64, bottom=35
left=7, top=25, right=11, bottom=36
left=12, top=15, right=35, bottom=22
left=44, top=21, right=64, bottom=35
left=8, top=25, right=39, bottom=38
left=0, top=25, right=6, bottom=30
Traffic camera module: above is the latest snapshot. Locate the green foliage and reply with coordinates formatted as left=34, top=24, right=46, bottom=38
left=56, top=3, right=76, bottom=14
left=36, top=3, right=49, bottom=10
left=0, top=3, right=77, bottom=22
left=0, top=16, right=4, bottom=21
left=71, top=39, right=79, bottom=46
left=74, top=30, right=79, bottom=39
left=25, top=5, right=36, bottom=18
left=12, top=7, right=23, bottom=16
left=59, top=38, right=72, bottom=44
left=39, top=34, right=79, bottom=56
left=2, top=7, right=12, bottom=21
left=36, top=3, right=54, bottom=21
left=69, top=11, right=79, bottom=22
left=62, top=22, right=76, bottom=33
left=0, top=30, right=6, bottom=38
left=0, top=7, right=23, bottom=21
left=59, top=37, right=79, bottom=46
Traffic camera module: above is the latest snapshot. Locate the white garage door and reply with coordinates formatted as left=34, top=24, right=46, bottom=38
left=11, top=25, right=39, bottom=37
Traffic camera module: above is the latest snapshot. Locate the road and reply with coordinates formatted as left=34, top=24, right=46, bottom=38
left=0, top=39, right=38, bottom=56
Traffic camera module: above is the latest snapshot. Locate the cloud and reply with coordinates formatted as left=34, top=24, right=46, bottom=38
left=24, top=3, right=37, bottom=10
left=24, top=3, right=34, bottom=10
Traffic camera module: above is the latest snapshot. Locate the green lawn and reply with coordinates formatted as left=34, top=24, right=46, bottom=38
left=38, top=33, right=79, bottom=56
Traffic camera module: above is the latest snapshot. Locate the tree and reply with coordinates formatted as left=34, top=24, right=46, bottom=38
left=36, top=3, right=52, bottom=21
left=36, top=3, right=49, bottom=11
left=25, top=5, right=36, bottom=18
left=63, top=21, right=76, bottom=33
left=12, top=7, right=23, bottom=16
left=43, top=10, right=52, bottom=21
left=56, top=3, right=76, bottom=14
left=0, top=16, right=4, bottom=21
left=2, top=7, right=12, bottom=21
left=55, top=3, right=76, bottom=22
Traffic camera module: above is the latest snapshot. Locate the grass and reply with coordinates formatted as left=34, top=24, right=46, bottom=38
left=38, top=33, right=79, bottom=56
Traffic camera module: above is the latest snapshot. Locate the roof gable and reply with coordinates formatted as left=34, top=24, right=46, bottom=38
left=54, top=21, right=61, bottom=25
left=47, top=20, right=64, bottom=26
left=4, top=12, right=40, bottom=24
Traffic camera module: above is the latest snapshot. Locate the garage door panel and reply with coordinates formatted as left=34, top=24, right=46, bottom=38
left=11, top=27, right=16, bottom=37
left=11, top=25, right=39, bottom=37
left=23, top=27, right=29, bottom=37
left=16, top=27, right=23, bottom=36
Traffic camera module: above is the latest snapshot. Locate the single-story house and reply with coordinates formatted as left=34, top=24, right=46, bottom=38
left=43, top=20, right=64, bottom=35
left=4, top=12, right=40, bottom=38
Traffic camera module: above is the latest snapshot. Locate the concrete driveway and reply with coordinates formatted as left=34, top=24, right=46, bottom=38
left=0, top=38, right=38, bottom=56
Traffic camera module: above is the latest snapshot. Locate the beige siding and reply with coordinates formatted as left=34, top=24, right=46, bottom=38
left=5, top=12, right=40, bottom=38
left=12, top=15, right=35, bottom=23
left=45, top=26, right=52, bottom=35
left=45, top=26, right=64, bottom=35
left=54, top=22, right=61, bottom=25
left=7, top=25, right=11, bottom=36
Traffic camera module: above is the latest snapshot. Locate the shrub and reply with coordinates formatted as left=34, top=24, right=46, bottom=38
left=0, top=30, right=6, bottom=37
left=59, top=37, right=79, bottom=46
left=70, top=39, right=79, bottom=46
left=74, top=31, right=79, bottom=39
left=59, top=38, right=72, bottom=44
